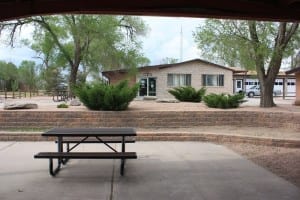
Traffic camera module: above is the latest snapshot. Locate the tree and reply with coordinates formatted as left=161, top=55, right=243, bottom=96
left=39, top=65, right=66, bottom=93
left=160, top=57, right=179, bottom=64
left=194, top=19, right=299, bottom=107
left=18, top=60, right=38, bottom=97
left=0, top=61, right=18, bottom=91
left=0, top=15, right=149, bottom=89
left=291, top=50, right=300, bottom=68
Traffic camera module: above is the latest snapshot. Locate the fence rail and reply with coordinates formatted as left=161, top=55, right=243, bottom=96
left=0, top=90, right=39, bottom=99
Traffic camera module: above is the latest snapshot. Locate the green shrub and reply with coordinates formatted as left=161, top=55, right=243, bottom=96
left=168, top=86, right=206, bottom=102
left=74, top=80, right=138, bottom=111
left=57, top=103, right=69, bottom=108
left=203, top=93, right=246, bottom=109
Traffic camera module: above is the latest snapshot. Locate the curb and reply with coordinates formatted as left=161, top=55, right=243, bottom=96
left=137, top=132, right=300, bottom=148
left=0, top=131, right=299, bottom=148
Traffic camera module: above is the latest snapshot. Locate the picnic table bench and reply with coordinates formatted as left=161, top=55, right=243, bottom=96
left=34, top=128, right=137, bottom=177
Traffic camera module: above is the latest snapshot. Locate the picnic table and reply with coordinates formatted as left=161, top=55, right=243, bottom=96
left=34, top=127, right=137, bottom=176
left=52, top=89, right=69, bottom=102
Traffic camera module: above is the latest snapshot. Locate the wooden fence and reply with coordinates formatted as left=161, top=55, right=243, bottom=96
left=0, top=90, right=39, bottom=99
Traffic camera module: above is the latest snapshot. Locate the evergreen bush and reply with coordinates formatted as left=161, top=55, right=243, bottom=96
left=57, top=103, right=69, bottom=108
left=203, top=93, right=246, bottom=109
left=168, top=86, right=206, bottom=102
left=74, top=80, right=138, bottom=111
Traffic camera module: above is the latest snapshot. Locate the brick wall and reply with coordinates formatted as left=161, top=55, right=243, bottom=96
left=0, top=110, right=299, bottom=131
left=104, top=71, right=136, bottom=86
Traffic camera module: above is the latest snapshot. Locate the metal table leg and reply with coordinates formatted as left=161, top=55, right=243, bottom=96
left=120, top=136, right=125, bottom=175
left=48, top=136, right=63, bottom=176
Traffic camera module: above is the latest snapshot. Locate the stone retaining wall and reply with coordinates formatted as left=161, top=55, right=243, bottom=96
left=0, top=110, right=299, bottom=130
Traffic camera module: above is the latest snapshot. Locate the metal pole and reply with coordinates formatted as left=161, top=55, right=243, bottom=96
left=283, top=78, right=286, bottom=99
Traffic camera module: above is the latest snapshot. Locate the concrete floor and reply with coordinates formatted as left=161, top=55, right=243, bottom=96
left=0, top=141, right=299, bottom=200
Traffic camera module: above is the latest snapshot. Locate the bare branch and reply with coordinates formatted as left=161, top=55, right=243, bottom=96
left=118, top=16, right=136, bottom=40
left=275, top=22, right=286, bottom=48
left=248, top=21, right=266, bottom=76
left=231, top=21, right=251, bottom=42
left=283, top=23, right=299, bottom=46
left=0, top=18, right=35, bottom=47
left=35, top=16, right=74, bottom=67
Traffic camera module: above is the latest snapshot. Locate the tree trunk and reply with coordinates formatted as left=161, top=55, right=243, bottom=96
left=69, top=62, right=80, bottom=98
left=248, top=21, right=299, bottom=108
left=260, top=79, right=276, bottom=107
left=69, top=66, right=78, bottom=88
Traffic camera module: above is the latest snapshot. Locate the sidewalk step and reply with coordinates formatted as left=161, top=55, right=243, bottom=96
left=0, top=131, right=299, bottom=148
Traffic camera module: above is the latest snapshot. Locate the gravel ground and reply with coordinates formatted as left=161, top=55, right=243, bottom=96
left=223, top=143, right=300, bottom=189
left=1, top=96, right=300, bottom=113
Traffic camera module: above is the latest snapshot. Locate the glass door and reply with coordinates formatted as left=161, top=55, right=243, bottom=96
left=148, top=77, right=156, bottom=96
left=139, top=77, right=156, bottom=96
left=139, top=78, right=147, bottom=96
left=235, top=79, right=243, bottom=92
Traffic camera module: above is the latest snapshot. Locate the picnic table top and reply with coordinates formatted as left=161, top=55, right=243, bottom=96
left=42, top=127, right=137, bottom=137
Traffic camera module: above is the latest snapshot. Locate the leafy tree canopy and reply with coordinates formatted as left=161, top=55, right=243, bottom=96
left=18, top=60, right=38, bottom=90
left=0, top=15, right=150, bottom=88
left=0, top=61, right=18, bottom=81
left=193, top=19, right=299, bottom=107
left=160, top=57, right=179, bottom=64
left=193, top=19, right=300, bottom=70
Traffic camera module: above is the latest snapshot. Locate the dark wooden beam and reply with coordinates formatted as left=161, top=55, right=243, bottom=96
left=0, top=0, right=300, bottom=21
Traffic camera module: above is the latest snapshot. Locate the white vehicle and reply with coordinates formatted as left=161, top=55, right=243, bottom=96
left=235, top=78, right=296, bottom=97
left=246, top=85, right=282, bottom=98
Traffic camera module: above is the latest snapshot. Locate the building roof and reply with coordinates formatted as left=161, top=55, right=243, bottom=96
left=142, top=59, right=246, bottom=72
left=246, top=70, right=293, bottom=76
left=286, top=66, right=300, bottom=74
left=102, top=59, right=296, bottom=79
left=102, top=59, right=245, bottom=74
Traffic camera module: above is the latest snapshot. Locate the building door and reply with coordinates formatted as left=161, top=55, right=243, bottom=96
left=235, top=79, right=243, bottom=93
left=287, top=79, right=296, bottom=95
left=148, top=77, right=156, bottom=96
left=139, top=77, right=156, bottom=96
left=139, top=78, right=147, bottom=96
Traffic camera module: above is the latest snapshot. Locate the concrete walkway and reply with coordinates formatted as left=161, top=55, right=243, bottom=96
left=1, top=142, right=299, bottom=200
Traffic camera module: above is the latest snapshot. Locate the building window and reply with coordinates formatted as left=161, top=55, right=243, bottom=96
left=202, top=74, right=224, bottom=86
left=167, top=74, right=191, bottom=87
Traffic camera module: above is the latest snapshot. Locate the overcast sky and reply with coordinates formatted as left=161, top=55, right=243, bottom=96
left=142, top=16, right=203, bottom=65
left=0, top=16, right=203, bottom=66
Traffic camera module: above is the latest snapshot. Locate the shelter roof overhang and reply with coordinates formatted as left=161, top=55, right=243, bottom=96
left=0, top=0, right=300, bottom=21
left=286, top=66, right=300, bottom=74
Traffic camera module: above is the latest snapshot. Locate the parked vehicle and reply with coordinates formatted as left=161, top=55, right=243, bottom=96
left=246, top=85, right=281, bottom=98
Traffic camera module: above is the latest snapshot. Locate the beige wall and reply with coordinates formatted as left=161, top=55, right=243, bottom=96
left=137, top=62, right=233, bottom=99
left=295, top=73, right=300, bottom=105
